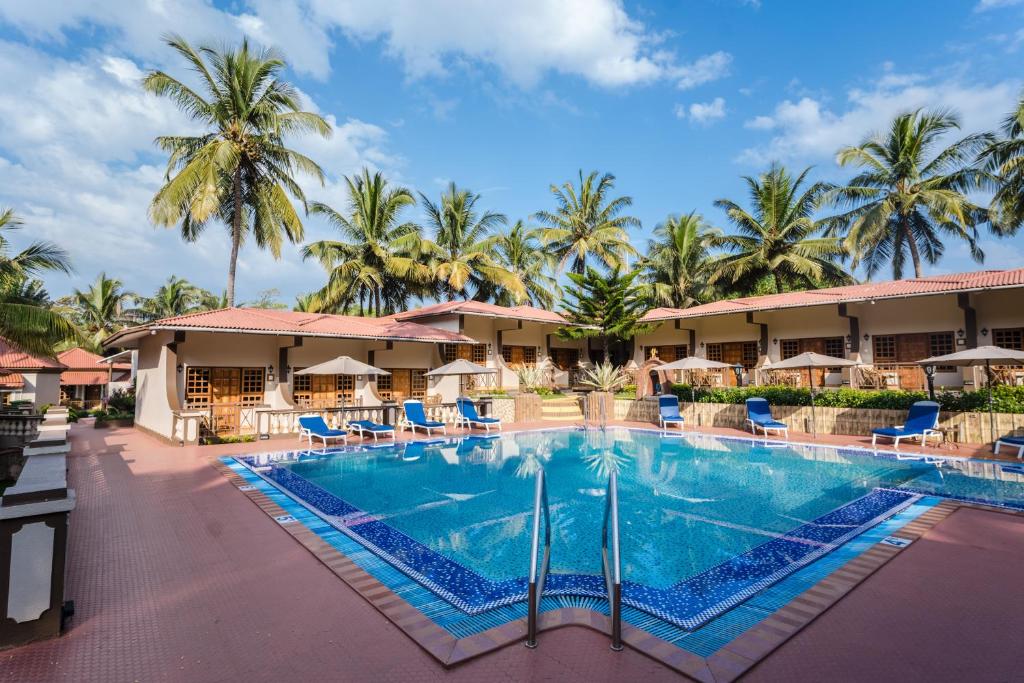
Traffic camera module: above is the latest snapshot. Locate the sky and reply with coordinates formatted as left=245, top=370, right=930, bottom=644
left=0, top=0, right=1022, bottom=307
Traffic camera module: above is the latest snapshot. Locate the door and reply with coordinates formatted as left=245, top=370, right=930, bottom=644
left=210, top=368, right=241, bottom=434
left=391, top=369, right=412, bottom=402
left=896, top=334, right=929, bottom=390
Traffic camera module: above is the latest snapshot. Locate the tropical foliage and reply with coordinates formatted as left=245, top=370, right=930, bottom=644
left=579, top=362, right=632, bottom=393
left=0, top=208, right=77, bottom=355
left=479, top=220, right=559, bottom=308
left=534, top=170, right=638, bottom=274
left=980, top=93, right=1024, bottom=234
left=558, top=267, right=647, bottom=362
left=638, top=211, right=723, bottom=308
left=138, top=275, right=217, bottom=321
left=63, top=273, right=138, bottom=350
left=712, top=164, right=852, bottom=294
left=144, top=34, right=330, bottom=306
left=828, top=109, right=993, bottom=279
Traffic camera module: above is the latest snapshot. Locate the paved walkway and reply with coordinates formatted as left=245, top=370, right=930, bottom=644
left=2, top=423, right=1022, bottom=681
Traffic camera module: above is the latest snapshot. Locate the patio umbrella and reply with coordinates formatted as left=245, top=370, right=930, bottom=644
left=294, top=356, right=390, bottom=376
left=425, top=358, right=497, bottom=396
left=655, top=356, right=734, bottom=411
left=917, top=345, right=1024, bottom=443
left=768, top=352, right=857, bottom=438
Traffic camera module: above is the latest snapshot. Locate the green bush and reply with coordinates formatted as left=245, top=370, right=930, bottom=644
left=667, top=383, right=1024, bottom=414
left=107, top=387, right=135, bottom=414
left=67, top=405, right=85, bottom=423
left=202, top=434, right=256, bottom=445
left=534, top=387, right=555, bottom=396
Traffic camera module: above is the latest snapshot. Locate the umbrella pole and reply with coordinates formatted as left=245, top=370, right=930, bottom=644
left=987, top=360, right=995, bottom=444
left=809, top=369, right=816, bottom=439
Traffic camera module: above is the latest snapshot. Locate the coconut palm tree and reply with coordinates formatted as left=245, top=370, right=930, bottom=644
left=418, top=183, right=523, bottom=301
left=144, top=34, right=331, bottom=306
left=829, top=109, right=993, bottom=279
left=69, top=273, right=138, bottom=350
left=979, top=94, right=1024, bottom=234
left=534, top=170, right=639, bottom=274
left=0, top=208, right=77, bottom=355
left=478, top=220, right=558, bottom=308
left=712, top=164, right=853, bottom=294
left=303, top=169, right=426, bottom=316
left=139, top=276, right=208, bottom=321
left=639, top=212, right=723, bottom=308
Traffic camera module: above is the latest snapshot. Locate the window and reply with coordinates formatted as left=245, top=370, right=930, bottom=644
left=185, top=367, right=211, bottom=407
left=994, top=328, right=1024, bottom=351
left=376, top=372, right=392, bottom=398
left=338, top=374, right=355, bottom=403
left=824, top=337, right=845, bottom=358
left=780, top=340, right=800, bottom=360
left=705, top=343, right=723, bottom=362
left=873, top=335, right=896, bottom=362
left=741, top=342, right=758, bottom=368
left=411, top=369, right=427, bottom=397
left=653, top=345, right=688, bottom=363
left=502, top=345, right=536, bottom=367
left=293, top=371, right=312, bottom=404
left=240, top=368, right=265, bottom=406
left=441, top=343, right=486, bottom=363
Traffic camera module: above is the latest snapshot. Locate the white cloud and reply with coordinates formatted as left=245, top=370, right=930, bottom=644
left=0, top=41, right=397, bottom=301
left=670, top=51, right=732, bottom=90
left=739, top=68, right=1021, bottom=165
left=673, top=103, right=687, bottom=119
left=975, top=0, right=1024, bottom=11
left=687, top=97, right=727, bottom=124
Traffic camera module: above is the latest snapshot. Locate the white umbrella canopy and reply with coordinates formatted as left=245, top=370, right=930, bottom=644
left=917, top=345, right=1024, bottom=443
left=766, top=352, right=857, bottom=438
left=425, top=359, right=497, bottom=376
left=295, top=356, right=390, bottom=376
left=655, top=356, right=735, bottom=414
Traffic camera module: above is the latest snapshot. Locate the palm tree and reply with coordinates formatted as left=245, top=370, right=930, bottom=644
left=140, top=276, right=207, bottom=320
left=293, top=292, right=320, bottom=312
left=712, top=164, right=853, bottom=294
left=0, top=208, right=77, bottom=355
left=534, top=170, right=639, bottom=274
left=69, top=273, right=138, bottom=350
left=979, top=94, right=1024, bottom=235
left=144, top=34, right=331, bottom=306
left=829, top=109, right=993, bottom=279
left=419, top=183, right=522, bottom=301
left=639, top=212, right=723, bottom=308
left=303, top=169, right=426, bottom=316
left=479, top=220, right=558, bottom=308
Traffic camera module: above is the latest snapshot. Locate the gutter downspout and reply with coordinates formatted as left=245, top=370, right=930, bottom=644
left=745, top=313, right=768, bottom=356
left=674, top=320, right=697, bottom=357
left=958, top=293, right=977, bottom=349
left=837, top=303, right=860, bottom=358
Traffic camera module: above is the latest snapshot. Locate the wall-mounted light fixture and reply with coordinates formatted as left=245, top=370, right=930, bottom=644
left=267, top=365, right=275, bottom=383
left=863, top=333, right=870, bottom=342
left=356, top=375, right=364, bottom=382
left=772, top=338, right=778, bottom=345
left=176, top=363, right=183, bottom=374
left=981, top=328, right=989, bottom=337
left=957, top=329, right=964, bottom=338
left=486, top=343, right=493, bottom=357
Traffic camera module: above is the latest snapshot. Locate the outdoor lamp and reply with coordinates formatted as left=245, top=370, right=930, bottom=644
left=981, top=328, right=989, bottom=337
left=863, top=333, right=870, bottom=342
left=924, top=364, right=937, bottom=401
left=486, top=343, right=493, bottom=357
left=957, top=329, right=964, bottom=338
left=731, top=364, right=744, bottom=384
left=267, top=365, right=275, bottom=383
left=772, top=338, right=778, bottom=345
left=176, top=363, right=183, bottom=374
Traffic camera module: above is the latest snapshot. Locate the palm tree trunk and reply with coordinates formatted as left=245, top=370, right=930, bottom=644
left=374, top=288, right=381, bottom=317
left=226, top=166, right=243, bottom=307
left=602, top=335, right=610, bottom=363
left=773, top=272, right=784, bottom=294
left=901, top=217, right=923, bottom=278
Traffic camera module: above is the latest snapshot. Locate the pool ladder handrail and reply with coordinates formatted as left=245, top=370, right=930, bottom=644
left=601, top=469, right=623, bottom=651
left=525, top=468, right=551, bottom=648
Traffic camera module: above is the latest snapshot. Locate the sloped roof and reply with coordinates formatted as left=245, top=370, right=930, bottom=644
left=102, top=307, right=478, bottom=348
left=0, top=338, right=65, bottom=370
left=640, top=268, right=1024, bottom=323
left=58, top=347, right=131, bottom=371
left=0, top=371, right=24, bottom=389
left=391, top=300, right=572, bottom=325
left=61, top=370, right=116, bottom=386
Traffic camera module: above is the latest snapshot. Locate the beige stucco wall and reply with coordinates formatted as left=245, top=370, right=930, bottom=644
left=9, top=371, right=61, bottom=407
left=133, top=332, right=178, bottom=439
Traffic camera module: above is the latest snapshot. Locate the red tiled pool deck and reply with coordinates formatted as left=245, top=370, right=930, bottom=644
left=3, top=422, right=1024, bottom=682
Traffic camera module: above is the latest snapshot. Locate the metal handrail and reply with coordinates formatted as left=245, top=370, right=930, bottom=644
left=601, top=469, right=623, bottom=651
left=525, top=468, right=551, bottom=648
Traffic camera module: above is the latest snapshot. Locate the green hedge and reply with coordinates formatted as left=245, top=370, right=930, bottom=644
left=667, top=384, right=1024, bottom=414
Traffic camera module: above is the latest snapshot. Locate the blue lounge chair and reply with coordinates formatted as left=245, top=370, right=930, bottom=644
left=658, top=394, right=685, bottom=431
left=347, top=419, right=395, bottom=442
left=871, top=401, right=941, bottom=450
left=298, top=414, right=348, bottom=448
left=994, top=435, right=1024, bottom=459
left=401, top=400, right=447, bottom=436
left=455, top=397, right=502, bottom=432
left=745, top=398, right=789, bottom=439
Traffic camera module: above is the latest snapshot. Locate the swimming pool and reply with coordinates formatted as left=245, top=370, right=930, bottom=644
left=234, top=428, right=1024, bottom=629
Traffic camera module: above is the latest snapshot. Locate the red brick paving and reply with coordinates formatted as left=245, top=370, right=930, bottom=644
left=2, top=422, right=1022, bottom=682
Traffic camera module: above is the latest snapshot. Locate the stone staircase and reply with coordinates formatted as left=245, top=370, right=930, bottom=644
left=540, top=396, right=584, bottom=423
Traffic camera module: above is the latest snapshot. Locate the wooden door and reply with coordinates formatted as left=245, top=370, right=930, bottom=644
left=391, top=369, right=412, bottom=402
left=210, top=368, right=240, bottom=434
left=311, top=374, right=336, bottom=408
left=801, top=338, right=827, bottom=386
left=896, top=334, right=928, bottom=390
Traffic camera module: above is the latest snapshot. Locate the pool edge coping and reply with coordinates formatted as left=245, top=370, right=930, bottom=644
left=208, top=455, right=1024, bottom=681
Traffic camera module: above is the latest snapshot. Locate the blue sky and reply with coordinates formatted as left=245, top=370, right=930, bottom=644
left=0, top=0, right=1022, bottom=305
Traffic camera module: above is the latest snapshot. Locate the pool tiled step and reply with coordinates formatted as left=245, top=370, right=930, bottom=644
left=541, top=397, right=584, bottom=422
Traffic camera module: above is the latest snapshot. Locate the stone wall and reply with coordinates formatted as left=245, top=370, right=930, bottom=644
left=513, top=394, right=542, bottom=422
left=489, top=397, right=515, bottom=423
left=612, top=398, right=1024, bottom=443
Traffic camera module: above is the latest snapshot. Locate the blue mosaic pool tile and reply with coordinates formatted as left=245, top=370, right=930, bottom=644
left=233, top=452, right=917, bottom=629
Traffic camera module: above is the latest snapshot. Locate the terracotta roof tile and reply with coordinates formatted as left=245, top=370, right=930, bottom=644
left=393, top=300, right=570, bottom=324
left=640, top=268, right=1024, bottom=322
left=104, top=307, right=477, bottom=347
left=0, top=371, right=24, bottom=389
left=0, top=338, right=65, bottom=370
left=58, top=347, right=131, bottom=371
left=61, top=370, right=116, bottom=386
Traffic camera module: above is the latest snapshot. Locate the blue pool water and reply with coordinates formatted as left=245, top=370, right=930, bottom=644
left=236, top=429, right=1024, bottom=628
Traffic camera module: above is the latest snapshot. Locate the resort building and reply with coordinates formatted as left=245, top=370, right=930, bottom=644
left=57, top=347, right=134, bottom=409
left=635, top=267, right=1024, bottom=393
left=102, top=303, right=588, bottom=442
left=0, top=337, right=65, bottom=407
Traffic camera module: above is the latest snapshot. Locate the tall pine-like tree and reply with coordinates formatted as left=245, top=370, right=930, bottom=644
left=558, top=267, right=647, bottom=363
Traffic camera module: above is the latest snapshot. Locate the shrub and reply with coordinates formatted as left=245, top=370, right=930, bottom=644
left=202, top=434, right=256, bottom=445
left=667, top=383, right=1024, bottom=414
left=579, top=362, right=631, bottom=393
left=107, top=387, right=136, bottom=414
